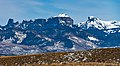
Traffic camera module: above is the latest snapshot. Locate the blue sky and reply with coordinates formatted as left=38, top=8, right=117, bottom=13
left=0, top=0, right=120, bottom=25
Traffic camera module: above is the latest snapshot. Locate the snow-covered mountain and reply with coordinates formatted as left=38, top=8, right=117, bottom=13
left=80, top=16, right=120, bottom=30
left=0, top=13, right=120, bottom=55
left=79, top=16, right=120, bottom=47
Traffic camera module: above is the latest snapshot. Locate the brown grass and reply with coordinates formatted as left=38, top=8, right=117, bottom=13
left=22, top=62, right=120, bottom=66
left=0, top=48, right=120, bottom=66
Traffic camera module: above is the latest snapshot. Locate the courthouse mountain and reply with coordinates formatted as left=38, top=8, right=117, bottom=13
left=0, top=13, right=120, bottom=55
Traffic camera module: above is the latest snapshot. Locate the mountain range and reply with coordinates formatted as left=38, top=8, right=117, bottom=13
left=0, top=13, right=120, bottom=55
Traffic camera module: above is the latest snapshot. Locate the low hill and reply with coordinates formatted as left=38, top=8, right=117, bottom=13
left=0, top=48, right=120, bottom=66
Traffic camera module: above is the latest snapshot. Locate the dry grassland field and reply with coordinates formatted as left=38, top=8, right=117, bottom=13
left=0, top=48, right=120, bottom=66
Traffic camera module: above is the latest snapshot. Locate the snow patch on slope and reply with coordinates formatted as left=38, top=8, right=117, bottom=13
left=2, top=37, right=14, bottom=43
left=118, top=30, right=120, bottom=32
left=104, top=30, right=116, bottom=34
left=45, top=41, right=66, bottom=52
left=14, top=31, right=27, bottom=43
left=88, top=36, right=99, bottom=41
left=68, top=35, right=97, bottom=49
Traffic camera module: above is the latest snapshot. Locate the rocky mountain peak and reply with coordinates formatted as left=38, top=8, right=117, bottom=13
left=54, top=13, right=69, bottom=17
left=87, top=16, right=100, bottom=22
